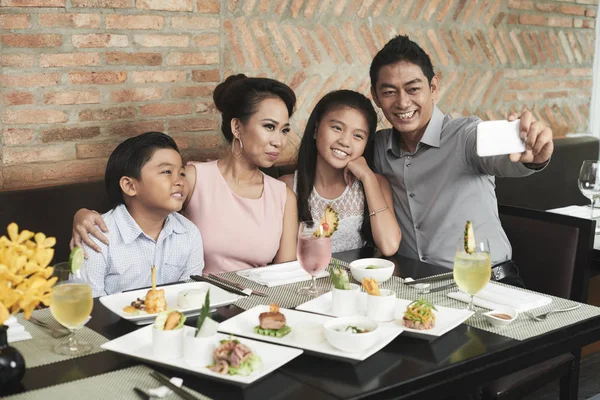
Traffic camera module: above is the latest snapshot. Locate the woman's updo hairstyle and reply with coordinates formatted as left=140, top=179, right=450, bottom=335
left=213, top=74, right=296, bottom=142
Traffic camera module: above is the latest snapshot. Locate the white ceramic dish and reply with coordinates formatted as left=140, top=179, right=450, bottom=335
left=99, top=282, right=242, bottom=325
left=323, top=316, right=380, bottom=353
left=296, top=292, right=473, bottom=340
left=101, top=325, right=303, bottom=386
left=217, top=305, right=404, bottom=362
left=482, top=306, right=518, bottom=328
left=349, top=258, right=394, bottom=283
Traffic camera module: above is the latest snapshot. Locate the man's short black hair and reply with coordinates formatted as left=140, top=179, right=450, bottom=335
left=105, top=131, right=180, bottom=208
left=370, top=35, right=435, bottom=89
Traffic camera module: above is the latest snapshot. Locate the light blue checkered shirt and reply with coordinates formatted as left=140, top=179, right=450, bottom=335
left=82, top=204, right=205, bottom=297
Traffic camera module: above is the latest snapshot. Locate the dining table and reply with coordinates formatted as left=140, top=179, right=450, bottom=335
left=4, top=247, right=600, bottom=400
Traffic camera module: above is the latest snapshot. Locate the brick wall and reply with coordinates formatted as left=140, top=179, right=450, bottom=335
left=0, top=0, right=597, bottom=190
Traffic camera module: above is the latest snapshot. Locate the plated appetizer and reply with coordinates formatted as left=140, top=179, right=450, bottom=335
left=362, top=277, right=381, bottom=296
left=152, top=309, right=186, bottom=359
left=122, top=266, right=166, bottom=314
left=255, top=304, right=291, bottom=337
left=330, top=259, right=350, bottom=290
left=209, top=338, right=263, bottom=376
left=402, top=299, right=437, bottom=330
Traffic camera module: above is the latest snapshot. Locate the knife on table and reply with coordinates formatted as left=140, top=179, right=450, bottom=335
left=190, top=275, right=249, bottom=297
left=208, top=274, right=268, bottom=297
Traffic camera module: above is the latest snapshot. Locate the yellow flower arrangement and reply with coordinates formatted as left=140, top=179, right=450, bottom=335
left=0, top=222, right=57, bottom=325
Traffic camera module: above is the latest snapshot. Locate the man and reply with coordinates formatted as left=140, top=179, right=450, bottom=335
left=371, top=35, right=553, bottom=285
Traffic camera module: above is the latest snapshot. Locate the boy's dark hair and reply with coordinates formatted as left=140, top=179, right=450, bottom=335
left=296, top=90, right=378, bottom=247
left=213, top=74, right=296, bottom=142
left=370, top=35, right=435, bottom=89
left=105, top=131, right=180, bottom=208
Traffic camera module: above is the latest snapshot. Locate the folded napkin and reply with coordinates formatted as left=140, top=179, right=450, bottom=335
left=447, top=282, right=552, bottom=312
left=5, top=315, right=33, bottom=343
left=237, top=260, right=329, bottom=287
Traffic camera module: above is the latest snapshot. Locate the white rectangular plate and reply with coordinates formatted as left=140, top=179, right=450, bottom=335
left=101, top=326, right=303, bottom=386
left=476, top=119, right=526, bottom=157
left=296, top=292, right=473, bottom=340
left=99, top=282, right=242, bottom=325
left=217, top=305, right=404, bottom=362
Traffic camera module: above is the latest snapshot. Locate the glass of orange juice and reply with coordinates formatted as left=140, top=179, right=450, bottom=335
left=50, top=261, right=94, bottom=356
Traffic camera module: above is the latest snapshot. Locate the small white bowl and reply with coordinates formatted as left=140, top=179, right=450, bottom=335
left=366, top=289, right=397, bottom=322
left=323, top=316, right=379, bottom=353
left=483, top=307, right=518, bottom=328
left=331, top=283, right=361, bottom=316
left=349, top=258, right=395, bottom=283
left=152, top=326, right=184, bottom=359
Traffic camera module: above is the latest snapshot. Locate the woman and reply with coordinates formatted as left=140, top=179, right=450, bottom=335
left=71, top=74, right=298, bottom=274
left=280, top=90, right=400, bottom=255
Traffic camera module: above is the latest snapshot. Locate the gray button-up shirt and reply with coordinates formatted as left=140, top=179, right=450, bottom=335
left=374, top=106, right=538, bottom=269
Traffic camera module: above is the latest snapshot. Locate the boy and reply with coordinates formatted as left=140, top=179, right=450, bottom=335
left=82, top=132, right=204, bottom=297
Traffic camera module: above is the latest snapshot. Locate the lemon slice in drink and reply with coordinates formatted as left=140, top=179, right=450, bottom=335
left=69, top=247, right=84, bottom=276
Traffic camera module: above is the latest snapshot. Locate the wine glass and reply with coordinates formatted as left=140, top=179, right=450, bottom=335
left=297, top=220, right=332, bottom=297
left=578, top=160, right=600, bottom=226
left=453, top=238, right=491, bottom=312
left=49, top=262, right=94, bottom=356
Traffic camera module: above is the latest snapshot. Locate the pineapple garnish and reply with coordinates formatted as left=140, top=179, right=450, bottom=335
left=314, top=205, right=339, bottom=238
left=464, top=221, right=476, bottom=254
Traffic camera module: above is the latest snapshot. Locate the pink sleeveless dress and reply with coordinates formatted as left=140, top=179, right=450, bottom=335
left=184, top=161, right=287, bottom=274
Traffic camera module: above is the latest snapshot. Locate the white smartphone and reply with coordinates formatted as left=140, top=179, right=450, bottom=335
left=476, top=119, right=526, bottom=157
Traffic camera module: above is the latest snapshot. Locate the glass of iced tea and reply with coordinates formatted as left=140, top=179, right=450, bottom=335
left=453, top=238, right=491, bottom=311
left=50, top=262, right=94, bottom=356
left=297, top=220, right=332, bottom=297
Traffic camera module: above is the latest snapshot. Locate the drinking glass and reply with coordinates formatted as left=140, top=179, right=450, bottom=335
left=297, top=220, right=332, bottom=297
left=578, top=160, right=600, bottom=226
left=49, top=262, right=94, bottom=356
left=453, top=238, right=491, bottom=311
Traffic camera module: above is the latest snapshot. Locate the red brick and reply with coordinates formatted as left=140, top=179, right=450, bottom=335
left=44, top=90, right=101, bottom=105
left=575, top=19, right=584, bottom=27
left=72, top=34, right=128, bottom=48
left=139, top=103, right=193, bottom=117
left=40, top=52, right=101, bottom=68
left=518, top=14, right=547, bottom=26
left=582, top=19, right=594, bottom=28
left=0, top=14, right=29, bottom=29
left=134, top=34, right=189, bottom=47
left=2, top=34, right=62, bottom=48
left=38, top=13, right=101, bottom=28
left=3, top=128, right=34, bottom=146
left=169, top=117, right=218, bottom=132
left=166, top=52, right=218, bottom=66
left=508, top=0, right=533, bottom=9
left=197, top=0, right=219, bottom=13
left=3, top=144, right=74, bottom=166
left=561, top=4, right=586, bottom=15
left=194, top=133, right=223, bottom=148
left=586, top=8, right=597, bottom=17
left=171, top=135, right=192, bottom=150
left=136, top=0, right=193, bottom=11
left=1, top=53, right=35, bottom=68
left=0, top=0, right=65, bottom=6
left=191, top=69, right=219, bottom=82
left=41, top=126, right=101, bottom=143
left=69, top=71, right=127, bottom=85
left=171, top=85, right=214, bottom=98
left=106, top=120, right=165, bottom=137
left=79, top=106, right=136, bottom=122
left=0, top=73, right=59, bottom=88
left=72, top=0, right=129, bottom=7
left=76, top=142, right=119, bottom=159
left=3, top=109, right=67, bottom=124
left=106, top=15, right=164, bottom=30
left=110, top=88, right=162, bottom=103
left=195, top=102, right=217, bottom=114
left=105, top=52, right=162, bottom=65
left=3, top=159, right=107, bottom=189
left=506, top=13, right=519, bottom=24
left=170, top=16, right=219, bottom=30
left=132, top=70, right=185, bottom=83
left=548, top=16, right=573, bottom=27
left=194, top=33, right=219, bottom=47
left=2, top=91, right=34, bottom=106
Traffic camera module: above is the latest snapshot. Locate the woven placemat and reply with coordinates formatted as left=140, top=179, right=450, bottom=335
left=215, top=259, right=600, bottom=341
left=4, top=365, right=212, bottom=400
left=13, top=308, right=108, bottom=368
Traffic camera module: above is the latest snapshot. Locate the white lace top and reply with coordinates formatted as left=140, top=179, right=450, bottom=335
left=293, top=172, right=365, bottom=252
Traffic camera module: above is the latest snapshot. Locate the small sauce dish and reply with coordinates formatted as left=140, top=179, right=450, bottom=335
left=482, top=306, right=518, bottom=328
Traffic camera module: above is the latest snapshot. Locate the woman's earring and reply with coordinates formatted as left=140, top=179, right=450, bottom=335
left=231, top=136, right=243, bottom=157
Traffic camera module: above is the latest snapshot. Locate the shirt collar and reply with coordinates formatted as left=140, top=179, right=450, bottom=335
left=387, top=105, right=444, bottom=157
left=114, top=204, right=187, bottom=244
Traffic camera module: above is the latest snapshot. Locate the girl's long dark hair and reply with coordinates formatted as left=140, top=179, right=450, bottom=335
left=296, top=90, right=378, bottom=247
